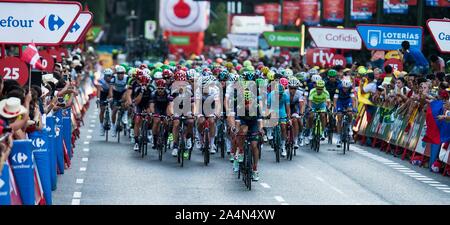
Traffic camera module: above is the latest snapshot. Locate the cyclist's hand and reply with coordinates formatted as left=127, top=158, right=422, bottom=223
left=259, top=128, right=265, bottom=136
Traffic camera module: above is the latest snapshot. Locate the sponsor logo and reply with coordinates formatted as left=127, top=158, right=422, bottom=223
left=0, top=16, right=34, bottom=28
left=11, top=152, right=28, bottom=164
left=70, top=22, right=80, bottom=33
left=32, top=138, right=45, bottom=148
left=40, top=14, right=64, bottom=31
left=438, top=32, right=450, bottom=41
left=0, top=178, right=4, bottom=189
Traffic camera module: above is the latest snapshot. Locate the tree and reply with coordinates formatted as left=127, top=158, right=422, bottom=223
left=205, top=2, right=228, bottom=45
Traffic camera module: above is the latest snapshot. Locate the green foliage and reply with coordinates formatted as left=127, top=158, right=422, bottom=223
left=205, top=2, right=228, bottom=45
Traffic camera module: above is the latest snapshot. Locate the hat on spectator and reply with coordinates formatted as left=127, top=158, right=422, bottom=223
left=42, top=74, right=59, bottom=85
left=0, top=97, right=28, bottom=119
left=343, top=68, right=351, bottom=73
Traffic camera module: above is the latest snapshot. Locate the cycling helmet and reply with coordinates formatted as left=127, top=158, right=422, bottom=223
left=342, top=79, right=353, bottom=88
left=285, top=69, right=294, bottom=77
left=218, top=70, right=229, bottom=81
left=139, top=75, right=150, bottom=85
left=135, top=69, right=144, bottom=78
left=288, top=77, right=300, bottom=88
left=229, top=74, right=239, bottom=82
left=162, top=69, right=172, bottom=79
left=261, top=66, right=270, bottom=75
left=243, top=71, right=256, bottom=81
left=139, top=64, right=148, bottom=70
left=256, top=78, right=266, bottom=87
left=327, top=69, right=337, bottom=77
left=103, top=68, right=113, bottom=77
left=316, top=80, right=325, bottom=88
left=143, top=68, right=152, bottom=78
left=115, top=65, right=126, bottom=74
left=267, top=71, right=275, bottom=81
left=311, top=74, right=322, bottom=83
left=174, top=70, right=187, bottom=81
left=308, top=68, right=319, bottom=75
left=243, top=60, right=252, bottom=68
left=153, top=71, right=163, bottom=80
left=156, top=79, right=166, bottom=88
left=357, top=66, right=367, bottom=75
left=295, top=72, right=307, bottom=81
left=280, top=78, right=289, bottom=88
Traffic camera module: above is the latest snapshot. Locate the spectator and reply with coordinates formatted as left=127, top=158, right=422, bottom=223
left=400, top=41, right=429, bottom=75
left=430, top=54, right=445, bottom=73
left=370, top=50, right=385, bottom=70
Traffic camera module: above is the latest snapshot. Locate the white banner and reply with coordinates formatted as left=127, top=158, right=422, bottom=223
left=308, top=27, right=362, bottom=50
left=427, top=19, right=450, bottom=53
left=63, top=12, right=92, bottom=44
left=145, top=20, right=157, bottom=40
left=0, top=1, right=81, bottom=45
left=159, top=0, right=210, bottom=32
left=227, top=33, right=259, bottom=48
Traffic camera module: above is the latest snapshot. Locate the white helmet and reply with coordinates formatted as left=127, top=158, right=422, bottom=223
left=342, top=79, right=352, bottom=88
left=308, top=68, right=319, bottom=75
left=143, top=69, right=152, bottom=79
left=311, top=74, right=322, bottom=83
left=285, top=68, right=294, bottom=77
left=115, top=65, right=126, bottom=74
left=103, top=68, right=113, bottom=76
left=153, top=71, right=163, bottom=79
left=288, top=77, right=300, bottom=88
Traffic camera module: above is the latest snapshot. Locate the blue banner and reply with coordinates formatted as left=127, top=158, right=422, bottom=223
left=45, top=116, right=57, bottom=191
left=55, top=110, right=64, bottom=175
left=383, top=0, right=408, bottom=14
left=62, top=108, right=72, bottom=159
left=0, top=163, right=11, bottom=205
left=29, top=130, right=52, bottom=205
left=357, top=25, right=423, bottom=50
left=9, top=140, right=34, bottom=205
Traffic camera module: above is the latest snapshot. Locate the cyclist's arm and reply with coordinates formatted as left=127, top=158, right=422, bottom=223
left=108, top=83, right=113, bottom=99
left=167, top=102, right=174, bottom=117
left=149, top=102, right=155, bottom=114
left=134, top=88, right=144, bottom=105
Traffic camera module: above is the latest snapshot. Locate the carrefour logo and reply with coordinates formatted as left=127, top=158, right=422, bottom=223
left=12, top=152, right=28, bottom=164
left=32, top=138, right=46, bottom=148
left=70, top=22, right=80, bottom=33
left=40, top=14, right=65, bottom=31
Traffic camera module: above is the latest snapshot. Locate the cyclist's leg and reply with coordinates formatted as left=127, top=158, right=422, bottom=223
left=152, top=116, right=161, bottom=144
left=237, top=124, right=248, bottom=156
left=208, top=116, right=216, bottom=152
left=111, top=91, right=120, bottom=126
left=134, top=107, right=142, bottom=144
left=197, top=115, right=205, bottom=143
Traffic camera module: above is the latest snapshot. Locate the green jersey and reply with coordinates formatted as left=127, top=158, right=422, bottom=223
left=308, top=88, right=330, bottom=104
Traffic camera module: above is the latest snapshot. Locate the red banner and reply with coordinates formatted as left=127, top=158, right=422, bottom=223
left=264, top=3, right=280, bottom=25
left=351, top=0, right=376, bottom=20
left=282, top=1, right=301, bottom=25
left=408, top=0, right=417, bottom=5
left=299, top=0, right=320, bottom=25
left=38, top=51, right=54, bottom=73
left=254, top=4, right=265, bottom=15
left=323, top=0, right=345, bottom=22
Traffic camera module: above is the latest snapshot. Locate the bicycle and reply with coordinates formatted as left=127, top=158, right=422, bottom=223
left=216, top=114, right=226, bottom=159
left=102, top=100, right=111, bottom=142
left=286, top=121, right=295, bottom=161
left=310, top=111, right=322, bottom=153
left=116, top=103, right=127, bottom=143
left=177, top=116, right=193, bottom=167
left=341, top=109, right=353, bottom=155
left=327, top=107, right=336, bottom=145
left=200, top=115, right=215, bottom=166
left=137, top=112, right=151, bottom=158
left=237, top=132, right=261, bottom=191
left=154, top=115, right=169, bottom=162
left=272, top=123, right=282, bottom=163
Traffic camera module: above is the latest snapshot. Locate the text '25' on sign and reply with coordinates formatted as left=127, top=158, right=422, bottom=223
left=0, top=57, right=29, bottom=86
left=0, top=1, right=81, bottom=45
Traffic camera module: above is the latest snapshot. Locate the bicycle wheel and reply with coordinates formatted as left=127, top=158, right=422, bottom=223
left=179, top=136, right=185, bottom=167
left=158, top=123, right=164, bottom=161
left=314, top=119, right=321, bottom=152
left=245, top=144, right=252, bottom=190
left=328, top=114, right=334, bottom=145
left=204, top=132, right=210, bottom=166
left=274, top=126, right=281, bottom=163
left=218, top=123, right=225, bottom=159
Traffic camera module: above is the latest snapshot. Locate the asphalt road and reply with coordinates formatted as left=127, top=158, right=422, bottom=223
left=52, top=101, right=450, bottom=205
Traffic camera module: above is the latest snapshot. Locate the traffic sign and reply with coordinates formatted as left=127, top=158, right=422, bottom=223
left=0, top=57, right=29, bottom=86
left=427, top=19, right=450, bottom=53
left=309, top=27, right=362, bottom=50
left=356, top=24, right=423, bottom=51
left=0, top=1, right=81, bottom=45
left=63, top=12, right=93, bottom=44
left=263, top=31, right=302, bottom=48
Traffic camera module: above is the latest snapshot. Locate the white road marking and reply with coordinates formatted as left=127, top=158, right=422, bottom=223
left=84, top=141, right=90, bottom=145
left=330, top=186, right=345, bottom=195
left=315, top=176, right=325, bottom=182
left=274, top=196, right=285, bottom=202
left=82, top=158, right=88, bottom=162
left=80, top=167, right=87, bottom=172
left=89, top=124, right=95, bottom=128
left=83, top=148, right=90, bottom=152
left=416, top=177, right=434, bottom=181
left=443, top=190, right=450, bottom=193
left=71, top=199, right=80, bottom=205
left=76, top=179, right=84, bottom=184
left=421, top=180, right=440, bottom=184
left=429, top=184, right=448, bottom=187
left=73, top=192, right=82, bottom=198
left=88, top=129, right=93, bottom=133
left=260, top=183, right=271, bottom=189
left=86, top=136, right=92, bottom=139
left=436, top=187, right=450, bottom=190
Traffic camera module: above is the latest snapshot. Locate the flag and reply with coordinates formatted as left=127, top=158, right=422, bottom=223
left=21, top=42, right=45, bottom=70
left=423, top=100, right=450, bottom=145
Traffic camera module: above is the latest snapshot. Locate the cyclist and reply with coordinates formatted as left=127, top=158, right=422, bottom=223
left=307, top=80, right=330, bottom=141
left=96, top=68, right=113, bottom=136
left=234, top=89, right=264, bottom=181
left=334, top=79, right=356, bottom=148
left=194, top=73, right=221, bottom=154
left=285, top=76, right=304, bottom=149
left=149, top=79, right=174, bottom=149
left=108, top=65, right=129, bottom=137
left=130, top=70, right=152, bottom=151
left=267, top=78, right=291, bottom=157
left=170, top=70, right=195, bottom=158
